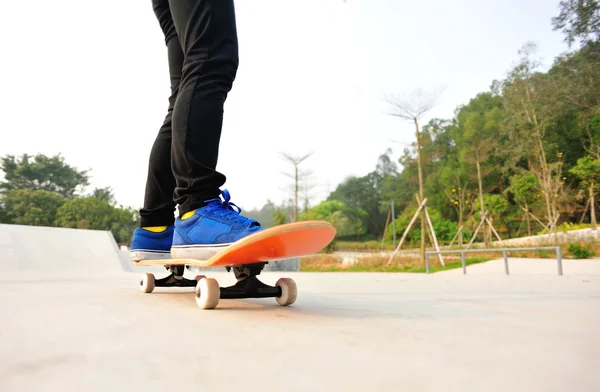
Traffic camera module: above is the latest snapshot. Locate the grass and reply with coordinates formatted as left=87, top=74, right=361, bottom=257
left=299, top=254, right=492, bottom=273
left=330, top=241, right=600, bottom=259
left=306, top=237, right=600, bottom=273
left=333, top=240, right=395, bottom=251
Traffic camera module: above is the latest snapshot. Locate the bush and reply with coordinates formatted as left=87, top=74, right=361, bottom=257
left=567, top=243, right=596, bottom=259
left=386, top=207, right=468, bottom=245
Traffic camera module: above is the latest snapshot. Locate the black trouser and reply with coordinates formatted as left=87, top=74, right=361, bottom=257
left=139, top=0, right=239, bottom=227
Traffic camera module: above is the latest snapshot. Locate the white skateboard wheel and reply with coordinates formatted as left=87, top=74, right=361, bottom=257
left=275, top=278, right=297, bottom=306
left=195, top=278, right=220, bottom=309
left=194, top=275, right=206, bottom=282
left=141, top=273, right=155, bottom=293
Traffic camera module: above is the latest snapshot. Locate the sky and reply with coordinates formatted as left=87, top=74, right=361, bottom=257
left=0, top=0, right=570, bottom=212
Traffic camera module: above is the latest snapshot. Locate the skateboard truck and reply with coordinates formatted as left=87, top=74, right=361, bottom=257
left=140, top=265, right=198, bottom=290
left=220, top=263, right=282, bottom=299
left=140, top=262, right=297, bottom=310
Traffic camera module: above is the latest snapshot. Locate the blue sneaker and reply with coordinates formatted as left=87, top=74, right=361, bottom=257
left=130, top=225, right=174, bottom=261
left=170, top=189, right=262, bottom=260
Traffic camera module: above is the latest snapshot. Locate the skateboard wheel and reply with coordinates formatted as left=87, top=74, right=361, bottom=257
left=275, top=278, right=297, bottom=306
left=194, top=275, right=206, bottom=282
left=141, top=273, right=155, bottom=293
left=195, top=278, right=220, bottom=309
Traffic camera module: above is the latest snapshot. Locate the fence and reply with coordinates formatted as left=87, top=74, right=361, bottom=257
left=424, top=246, right=563, bottom=276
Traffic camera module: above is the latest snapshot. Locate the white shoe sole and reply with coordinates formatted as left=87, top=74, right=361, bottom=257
left=170, top=243, right=232, bottom=260
left=130, top=250, right=171, bottom=262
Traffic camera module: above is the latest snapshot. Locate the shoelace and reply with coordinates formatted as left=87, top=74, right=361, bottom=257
left=203, top=189, right=259, bottom=227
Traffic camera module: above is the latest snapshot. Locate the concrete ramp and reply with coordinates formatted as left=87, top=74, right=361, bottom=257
left=0, top=224, right=299, bottom=274
left=0, top=224, right=131, bottom=273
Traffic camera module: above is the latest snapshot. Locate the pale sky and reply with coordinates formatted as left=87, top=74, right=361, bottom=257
left=1, top=0, right=569, bottom=212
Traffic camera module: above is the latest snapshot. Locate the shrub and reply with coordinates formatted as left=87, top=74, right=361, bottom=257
left=567, top=243, right=596, bottom=259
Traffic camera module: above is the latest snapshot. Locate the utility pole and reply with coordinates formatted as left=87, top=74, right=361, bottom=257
left=380, top=200, right=396, bottom=248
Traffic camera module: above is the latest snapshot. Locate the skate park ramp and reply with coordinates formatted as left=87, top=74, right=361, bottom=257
left=0, top=223, right=299, bottom=275
left=0, top=223, right=163, bottom=274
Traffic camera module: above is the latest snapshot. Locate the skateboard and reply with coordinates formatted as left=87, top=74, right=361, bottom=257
left=133, top=220, right=336, bottom=309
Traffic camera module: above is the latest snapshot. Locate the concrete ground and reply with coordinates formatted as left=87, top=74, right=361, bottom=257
left=1, top=258, right=600, bottom=391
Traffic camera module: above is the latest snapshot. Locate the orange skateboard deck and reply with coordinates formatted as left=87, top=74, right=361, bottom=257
left=135, top=221, right=336, bottom=310
left=133, top=220, right=336, bottom=268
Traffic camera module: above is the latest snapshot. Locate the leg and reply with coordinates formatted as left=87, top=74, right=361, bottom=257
left=139, top=0, right=184, bottom=228
left=168, top=0, right=237, bottom=216
left=130, top=0, right=183, bottom=260
left=167, top=0, right=262, bottom=259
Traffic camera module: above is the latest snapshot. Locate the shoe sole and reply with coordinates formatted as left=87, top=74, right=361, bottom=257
left=130, top=250, right=171, bottom=262
left=170, top=243, right=232, bottom=260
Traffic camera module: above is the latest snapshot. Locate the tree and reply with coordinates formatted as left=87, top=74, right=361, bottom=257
left=325, top=150, right=399, bottom=239
left=383, top=87, right=444, bottom=259
left=442, top=174, right=472, bottom=246
left=545, top=41, right=600, bottom=160
left=1, top=189, right=66, bottom=227
left=272, top=208, right=288, bottom=225
left=55, top=197, right=116, bottom=230
left=245, top=200, right=277, bottom=227
left=55, top=197, right=139, bottom=244
left=375, top=148, right=398, bottom=178
left=0, top=152, right=141, bottom=243
left=328, top=173, right=386, bottom=237
left=506, top=174, right=540, bottom=236
left=570, top=155, right=600, bottom=226
left=91, top=186, right=116, bottom=205
left=451, top=92, right=504, bottom=246
left=111, top=206, right=140, bottom=245
left=299, top=200, right=367, bottom=237
left=552, top=0, right=600, bottom=47
left=0, top=153, right=89, bottom=198
left=386, top=205, right=460, bottom=244
left=280, top=152, right=313, bottom=221
left=476, top=194, right=510, bottom=239
left=502, top=43, right=565, bottom=232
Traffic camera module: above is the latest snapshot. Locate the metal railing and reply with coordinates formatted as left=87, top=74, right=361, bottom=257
left=424, top=246, right=563, bottom=276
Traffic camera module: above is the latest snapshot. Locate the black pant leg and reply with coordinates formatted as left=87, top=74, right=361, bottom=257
left=139, top=0, right=184, bottom=227
left=168, top=0, right=239, bottom=216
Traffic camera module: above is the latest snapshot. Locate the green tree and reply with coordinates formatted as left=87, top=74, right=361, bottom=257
left=91, top=186, right=116, bottom=205
left=552, top=0, right=600, bottom=47
left=245, top=200, right=277, bottom=227
left=441, top=174, right=473, bottom=246
left=545, top=42, right=600, bottom=160
left=381, top=152, right=418, bottom=218
left=501, top=43, right=565, bottom=231
left=0, top=153, right=89, bottom=198
left=299, top=200, right=367, bottom=237
left=272, top=208, right=288, bottom=226
left=55, top=197, right=116, bottom=230
left=111, top=206, right=140, bottom=244
left=328, top=152, right=397, bottom=238
left=387, top=205, right=460, bottom=244
left=1, top=189, right=66, bottom=226
left=417, top=118, right=461, bottom=220
left=483, top=194, right=509, bottom=230
left=310, top=11, right=600, bottom=244
left=55, top=197, right=139, bottom=244
left=454, top=92, right=504, bottom=246
left=506, top=174, right=539, bottom=236
left=569, top=155, right=600, bottom=226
